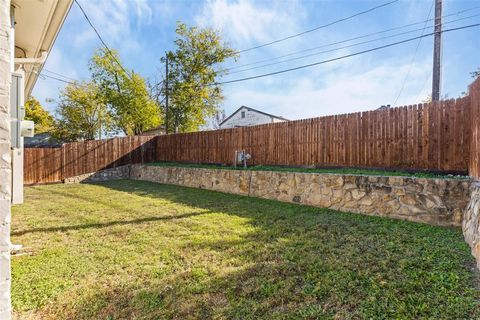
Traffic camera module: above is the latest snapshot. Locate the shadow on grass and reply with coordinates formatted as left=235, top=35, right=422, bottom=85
left=12, top=211, right=208, bottom=236
left=38, top=180, right=480, bottom=319
left=31, top=186, right=164, bottom=218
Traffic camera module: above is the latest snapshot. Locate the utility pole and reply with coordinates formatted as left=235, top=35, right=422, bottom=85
left=165, top=52, right=169, bottom=134
left=432, top=0, right=442, bottom=102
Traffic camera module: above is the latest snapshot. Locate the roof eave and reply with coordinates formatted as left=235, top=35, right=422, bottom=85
left=13, top=0, right=73, bottom=97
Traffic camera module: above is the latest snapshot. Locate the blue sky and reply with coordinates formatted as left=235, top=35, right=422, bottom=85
left=33, top=0, right=480, bottom=121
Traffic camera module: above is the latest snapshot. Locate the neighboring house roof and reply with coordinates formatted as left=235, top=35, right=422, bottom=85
left=24, top=132, right=62, bottom=148
left=140, top=125, right=166, bottom=136
left=12, top=0, right=73, bottom=97
left=377, top=104, right=391, bottom=110
left=219, top=106, right=289, bottom=126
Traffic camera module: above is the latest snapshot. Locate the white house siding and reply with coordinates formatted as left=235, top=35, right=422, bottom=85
left=220, top=107, right=286, bottom=129
left=0, top=1, right=11, bottom=318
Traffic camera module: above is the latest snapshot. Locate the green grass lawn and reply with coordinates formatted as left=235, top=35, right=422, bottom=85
left=148, top=162, right=469, bottom=179
left=12, top=180, right=479, bottom=319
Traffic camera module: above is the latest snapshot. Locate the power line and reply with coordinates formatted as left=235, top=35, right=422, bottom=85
left=416, top=73, right=432, bottom=102
left=237, top=0, right=400, bottom=53
left=37, top=18, right=480, bottom=94
left=229, top=28, right=425, bottom=75
left=42, top=68, right=80, bottom=82
left=392, top=0, right=434, bottom=106
left=38, top=4, right=480, bottom=91
left=73, top=0, right=131, bottom=78
left=226, top=13, right=480, bottom=76
left=47, top=5, right=479, bottom=83
left=227, top=6, right=480, bottom=71
left=215, top=23, right=480, bottom=86
left=38, top=72, right=88, bottom=87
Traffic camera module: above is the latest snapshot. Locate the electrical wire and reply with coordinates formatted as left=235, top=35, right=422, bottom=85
left=38, top=5, right=480, bottom=90
left=40, top=22, right=480, bottom=92
left=392, top=0, right=434, bottom=106
left=237, top=0, right=400, bottom=53
left=73, top=0, right=131, bottom=78
left=227, top=6, right=480, bottom=72
left=226, top=13, right=480, bottom=76
left=416, top=72, right=432, bottom=102
left=214, top=23, right=480, bottom=86
left=42, top=68, right=80, bottom=82
left=38, top=72, right=89, bottom=88
left=38, top=73, right=76, bottom=85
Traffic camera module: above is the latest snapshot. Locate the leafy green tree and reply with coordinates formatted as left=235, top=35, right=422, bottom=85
left=24, top=97, right=55, bottom=134
left=472, top=67, right=480, bottom=79
left=90, top=48, right=161, bottom=135
left=156, top=22, right=237, bottom=133
left=53, top=81, right=113, bottom=142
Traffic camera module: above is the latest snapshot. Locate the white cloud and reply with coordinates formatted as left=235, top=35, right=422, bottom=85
left=196, top=0, right=437, bottom=121
left=32, top=0, right=154, bottom=110
left=195, top=0, right=305, bottom=51
left=72, top=0, right=153, bottom=52
left=222, top=58, right=432, bottom=120
left=134, top=0, right=153, bottom=28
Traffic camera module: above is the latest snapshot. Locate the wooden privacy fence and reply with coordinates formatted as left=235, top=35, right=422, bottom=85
left=470, top=77, right=480, bottom=178
left=24, top=136, right=156, bottom=185
left=157, top=97, right=471, bottom=172
left=25, top=78, right=480, bottom=185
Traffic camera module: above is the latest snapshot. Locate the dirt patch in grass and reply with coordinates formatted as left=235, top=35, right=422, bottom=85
left=12, top=180, right=479, bottom=319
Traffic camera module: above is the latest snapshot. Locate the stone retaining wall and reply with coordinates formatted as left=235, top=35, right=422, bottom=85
left=63, top=166, right=130, bottom=184
left=463, top=182, right=480, bottom=268
left=62, top=164, right=480, bottom=267
left=130, top=165, right=472, bottom=227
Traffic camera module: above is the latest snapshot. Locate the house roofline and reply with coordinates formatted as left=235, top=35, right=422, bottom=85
left=13, top=0, right=74, bottom=97
left=142, top=124, right=166, bottom=133
left=219, top=105, right=289, bottom=126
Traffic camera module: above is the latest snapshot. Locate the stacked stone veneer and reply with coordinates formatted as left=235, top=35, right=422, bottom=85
left=0, top=1, right=11, bottom=318
left=463, top=182, right=480, bottom=268
left=63, top=166, right=130, bottom=184
left=129, top=165, right=471, bottom=227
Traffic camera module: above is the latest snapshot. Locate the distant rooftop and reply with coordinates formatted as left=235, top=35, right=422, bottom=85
left=219, top=105, right=288, bottom=126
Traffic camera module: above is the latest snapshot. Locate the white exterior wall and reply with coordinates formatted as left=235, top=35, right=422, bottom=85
left=0, top=1, right=11, bottom=318
left=219, top=107, right=286, bottom=129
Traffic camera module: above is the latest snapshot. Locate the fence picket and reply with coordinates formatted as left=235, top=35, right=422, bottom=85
left=25, top=95, right=478, bottom=185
